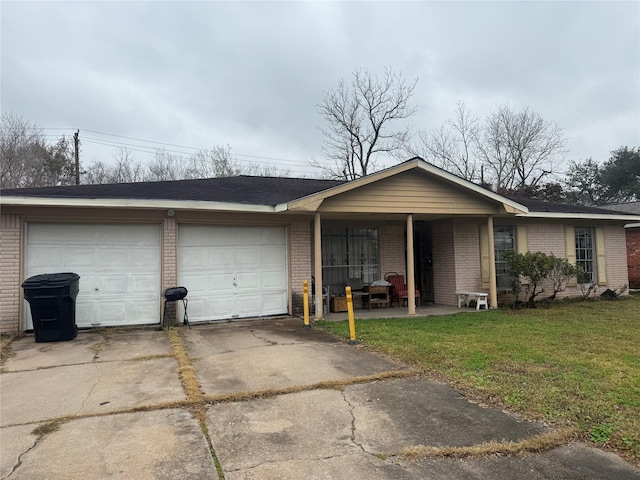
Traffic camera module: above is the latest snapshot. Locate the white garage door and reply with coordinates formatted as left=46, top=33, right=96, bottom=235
left=25, top=223, right=162, bottom=329
left=178, top=225, right=288, bottom=322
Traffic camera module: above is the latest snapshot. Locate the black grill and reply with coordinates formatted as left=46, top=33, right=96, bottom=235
left=163, top=286, right=188, bottom=302
left=162, top=286, right=190, bottom=328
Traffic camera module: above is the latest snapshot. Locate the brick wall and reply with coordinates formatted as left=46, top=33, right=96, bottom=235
left=604, top=225, right=630, bottom=291
left=290, top=220, right=312, bottom=314
left=432, top=219, right=456, bottom=306
left=163, top=218, right=177, bottom=289
left=453, top=221, right=482, bottom=293
left=527, top=223, right=565, bottom=257
left=627, top=227, right=640, bottom=289
left=1, top=214, right=22, bottom=334
left=380, top=223, right=406, bottom=277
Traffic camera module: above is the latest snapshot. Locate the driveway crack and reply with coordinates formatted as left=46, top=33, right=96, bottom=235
left=78, top=363, right=103, bottom=414
left=341, top=390, right=365, bottom=453
left=1, top=436, right=38, bottom=480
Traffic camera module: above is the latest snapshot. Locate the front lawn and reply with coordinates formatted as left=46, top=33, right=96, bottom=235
left=317, top=295, right=640, bottom=463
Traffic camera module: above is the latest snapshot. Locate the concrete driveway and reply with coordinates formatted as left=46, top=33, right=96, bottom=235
left=1, top=318, right=638, bottom=480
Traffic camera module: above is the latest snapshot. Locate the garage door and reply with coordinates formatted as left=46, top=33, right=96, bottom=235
left=178, top=225, right=288, bottom=322
left=25, top=223, right=162, bottom=329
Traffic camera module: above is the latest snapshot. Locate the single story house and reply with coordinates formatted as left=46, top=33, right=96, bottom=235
left=2, top=158, right=639, bottom=334
left=605, top=201, right=640, bottom=289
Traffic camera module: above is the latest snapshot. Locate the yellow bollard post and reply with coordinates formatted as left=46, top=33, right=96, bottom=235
left=346, top=286, right=358, bottom=345
left=303, top=280, right=310, bottom=329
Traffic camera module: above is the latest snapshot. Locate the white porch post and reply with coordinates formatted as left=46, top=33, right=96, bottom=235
left=314, top=213, right=323, bottom=320
left=406, top=214, right=416, bottom=315
left=487, top=215, right=498, bottom=309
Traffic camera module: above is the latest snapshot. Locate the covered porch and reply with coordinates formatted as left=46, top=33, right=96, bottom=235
left=316, top=303, right=484, bottom=322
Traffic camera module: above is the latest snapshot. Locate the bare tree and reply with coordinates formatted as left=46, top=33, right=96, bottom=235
left=413, top=102, right=481, bottom=181
left=147, top=149, right=188, bottom=181
left=315, top=68, right=418, bottom=180
left=1, top=112, right=76, bottom=188
left=186, top=144, right=244, bottom=178
left=479, top=104, right=567, bottom=190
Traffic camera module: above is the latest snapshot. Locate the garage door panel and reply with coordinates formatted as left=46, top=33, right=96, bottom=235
left=179, top=249, right=208, bottom=268
left=235, top=294, right=262, bottom=315
left=179, top=274, right=209, bottom=293
left=130, top=249, right=160, bottom=268
left=25, top=223, right=161, bottom=329
left=236, top=247, right=260, bottom=267
left=260, top=228, right=286, bottom=245
left=261, top=292, right=288, bottom=314
left=209, top=273, right=234, bottom=292
left=208, top=248, right=235, bottom=269
left=262, top=270, right=286, bottom=288
left=98, top=275, right=131, bottom=294
left=131, top=275, right=160, bottom=294
left=98, top=248, right=132, bottom=269
left=127, top=302, right=159, bottom=323
left=235, top=228, right=260, bottom=246
left=66, top=248, right=97, bottom=269
left=210, top=295, right=235, bottom=318
left=262, top=245, right=286, bottom=265
left=27, top=246, right=66, bottom=271
left=236, top=272, right=259, bottom=289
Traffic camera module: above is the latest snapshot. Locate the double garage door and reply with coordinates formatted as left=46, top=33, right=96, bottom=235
left=24, top=223, right=288, bottom=329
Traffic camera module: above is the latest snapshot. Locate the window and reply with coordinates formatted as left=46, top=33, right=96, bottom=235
left=494, top=225, right=515, bottom=290
left=321, top=227, right=379, bottom=294
left=575, top=227, right=595, bottom=283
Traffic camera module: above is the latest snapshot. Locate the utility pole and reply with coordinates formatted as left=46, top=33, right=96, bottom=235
left=74, top=130, right=80, bottom=185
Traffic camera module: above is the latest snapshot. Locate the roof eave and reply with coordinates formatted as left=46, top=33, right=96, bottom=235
left=0, top=196, right=277, bottom=213
left=516, top=211, right=640, bottom=221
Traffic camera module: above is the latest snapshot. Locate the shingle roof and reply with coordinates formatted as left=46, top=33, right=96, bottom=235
left=603, top=202, right=640, bottom=215
left=0, top=176, right=346, bottom=206
left=506, top=197, right=632, bottom=215
left=1, top=174, right=638, bottom=218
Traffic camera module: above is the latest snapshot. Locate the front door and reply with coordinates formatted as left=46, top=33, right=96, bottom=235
left=414, top=222, right=434, bottom=303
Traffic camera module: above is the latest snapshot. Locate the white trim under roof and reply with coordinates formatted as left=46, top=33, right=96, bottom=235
left=516, top=211, right=640, bottom=221
left=0, top=196, right=277, bottom=213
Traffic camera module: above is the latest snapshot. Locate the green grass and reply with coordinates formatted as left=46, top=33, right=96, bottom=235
left=317, top=296, right=640, bottom=463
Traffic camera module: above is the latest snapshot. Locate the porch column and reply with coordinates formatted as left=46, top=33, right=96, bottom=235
left=406, top=214, right=416, bottom=315
left=487, top=215, right=498, bottom=308
left=314, top=213, right=323, bottom=320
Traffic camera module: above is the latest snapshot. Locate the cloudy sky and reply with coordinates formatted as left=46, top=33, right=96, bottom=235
left=2, top=1, right=639, bottom=178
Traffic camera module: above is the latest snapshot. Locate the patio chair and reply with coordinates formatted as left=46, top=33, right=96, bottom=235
left=346, top=278, right=368, bottom=308
left=311, top=279, right=331, bottom=314
left=385, top=272, right=420, bottom=307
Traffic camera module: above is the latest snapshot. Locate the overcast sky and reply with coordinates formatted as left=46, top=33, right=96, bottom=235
left=2, top=1, right=639, bottom=178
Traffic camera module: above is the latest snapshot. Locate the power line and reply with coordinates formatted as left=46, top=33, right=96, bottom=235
left=44, top=127, right=310, bottom=164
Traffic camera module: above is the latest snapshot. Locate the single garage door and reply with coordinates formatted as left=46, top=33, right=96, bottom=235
left=178, top=225, right=288, bottom=322
left=24, top=223, right=162, bottom=329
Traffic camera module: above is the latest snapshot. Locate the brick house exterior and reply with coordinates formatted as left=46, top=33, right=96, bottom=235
left=2, top=159, right=638, bottom=334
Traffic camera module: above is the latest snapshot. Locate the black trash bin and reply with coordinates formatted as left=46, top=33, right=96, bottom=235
left=22, top=273, right=80, bottom=343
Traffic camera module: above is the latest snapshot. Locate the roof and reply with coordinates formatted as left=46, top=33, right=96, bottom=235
left=0, top=176, right=345, bottom=206
left=507, top=197, right=631, bottom=215
left=1, top=163, right=639, bottom=222
left=603, top=201, right=640, bottom=215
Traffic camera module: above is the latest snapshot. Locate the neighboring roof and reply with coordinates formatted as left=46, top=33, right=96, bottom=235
left=0, top=176, right=345, bottom=206
left=603, top=201, right=640, bottom=215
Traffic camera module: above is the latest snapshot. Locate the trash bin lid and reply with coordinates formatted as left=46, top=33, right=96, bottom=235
left=22, top=273, right=81, bottom=288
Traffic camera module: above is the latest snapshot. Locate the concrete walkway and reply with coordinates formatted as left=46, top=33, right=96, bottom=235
left=1, top=318, right=638, bottom=479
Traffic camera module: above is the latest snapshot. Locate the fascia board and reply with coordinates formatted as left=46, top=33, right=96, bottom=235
left=516, top=211, right=640, bottom=222
left=0, top=196, right=276, bottom=213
